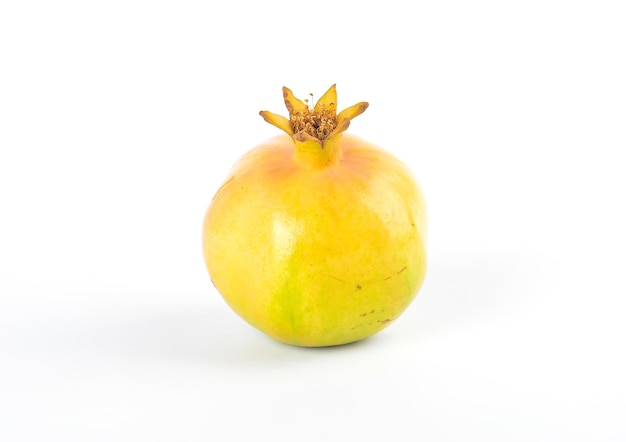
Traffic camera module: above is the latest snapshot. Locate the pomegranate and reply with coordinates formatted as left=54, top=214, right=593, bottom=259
left=202, top=85, right=427, bottom=347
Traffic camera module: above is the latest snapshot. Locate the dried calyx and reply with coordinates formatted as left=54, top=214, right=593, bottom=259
left=260, top=85, right=369, bottom=162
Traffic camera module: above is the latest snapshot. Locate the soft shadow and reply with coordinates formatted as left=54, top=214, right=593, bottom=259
left=404, top=249, right=554, bottom=338
left=61, top=301, right=386, bottom=369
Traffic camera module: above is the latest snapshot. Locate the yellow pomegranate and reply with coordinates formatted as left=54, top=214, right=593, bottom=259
left=202, top=85, right=427, bottom=347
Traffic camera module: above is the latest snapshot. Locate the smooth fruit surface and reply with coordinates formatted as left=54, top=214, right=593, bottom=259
left=202, top=86, right=427, bottom=347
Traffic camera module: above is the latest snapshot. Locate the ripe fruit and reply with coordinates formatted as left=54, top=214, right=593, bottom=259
left=202, top=85, right=427, bottom=347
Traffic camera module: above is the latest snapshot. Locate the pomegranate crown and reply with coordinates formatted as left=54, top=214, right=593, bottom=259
left=260, top=84, right=369, bottom=149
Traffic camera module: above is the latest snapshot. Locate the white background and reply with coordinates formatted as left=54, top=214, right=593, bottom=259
left=1, top=0, right=625, bottom=440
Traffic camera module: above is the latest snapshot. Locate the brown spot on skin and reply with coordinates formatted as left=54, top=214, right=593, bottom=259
left=360, top=313, right=367, bottom=317
left=378, top=319, right=391, bottom=324
left=370, top=309, right=375, bottom=314
left=356, top=284, right=362, bottom=290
